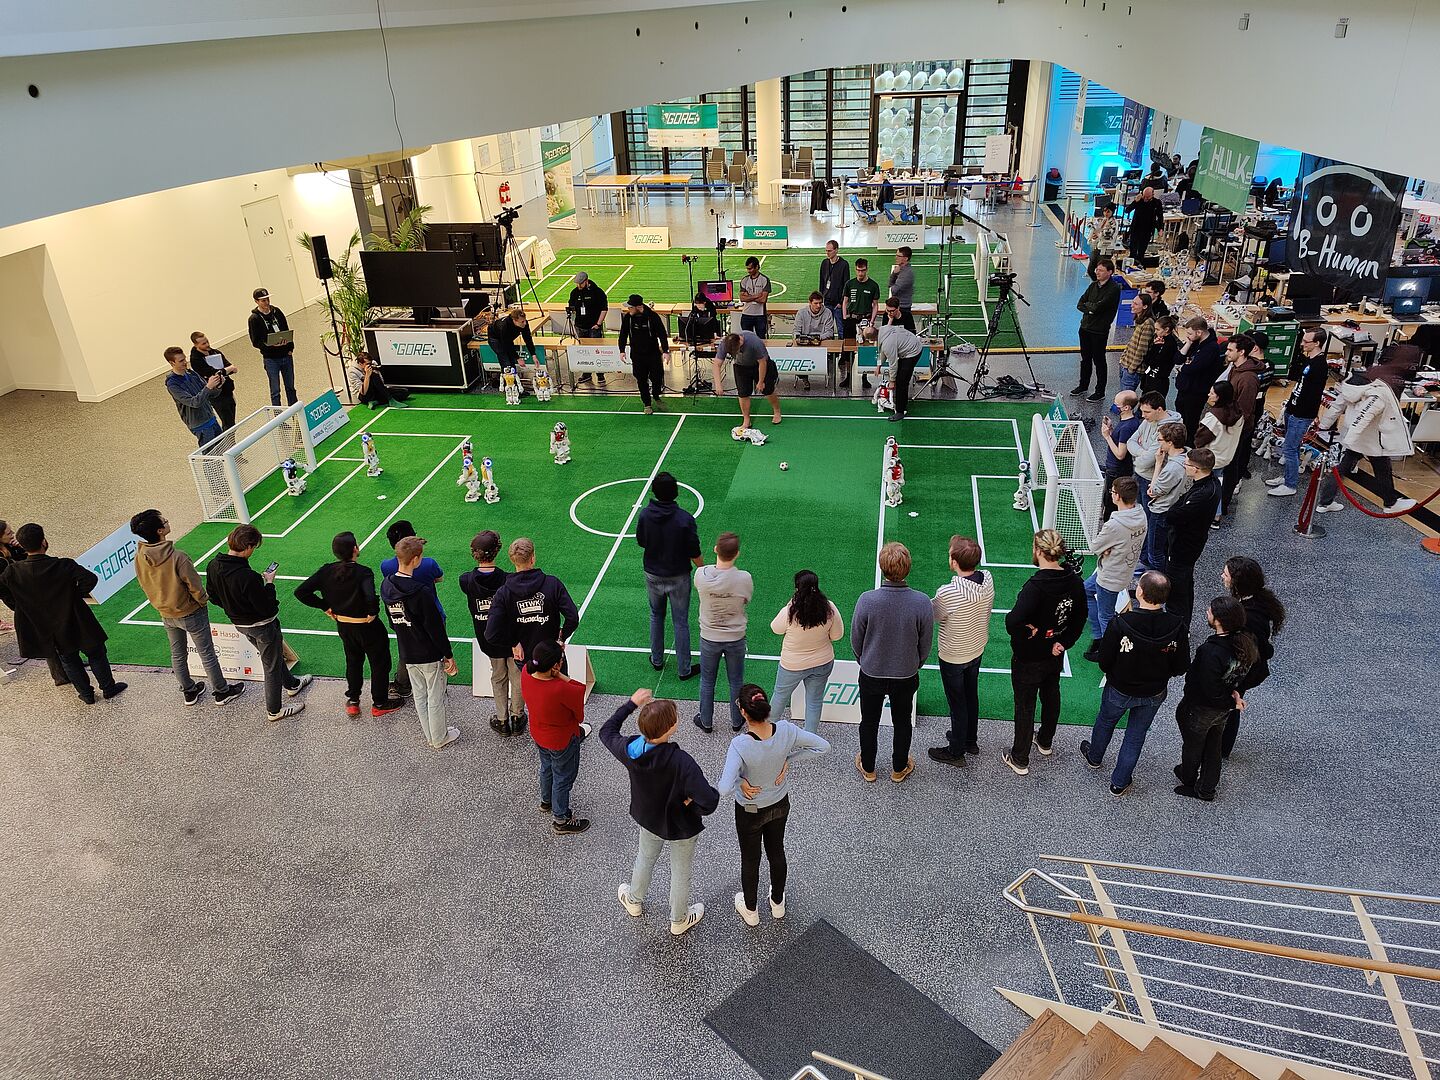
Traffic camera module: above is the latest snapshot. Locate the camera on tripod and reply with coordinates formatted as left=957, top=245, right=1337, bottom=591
left=494, top=206, right=521, bottom=231
left=989, top=270, right=1017, bottom=289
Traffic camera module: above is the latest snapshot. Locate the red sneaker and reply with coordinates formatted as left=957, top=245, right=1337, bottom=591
left=345, top=700, right=361, bottom=718
left=371, top=697, right=405, bottom=717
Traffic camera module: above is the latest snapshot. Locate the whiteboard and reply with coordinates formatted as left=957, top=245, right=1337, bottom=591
left=984, top=133, right=1013, bottom=175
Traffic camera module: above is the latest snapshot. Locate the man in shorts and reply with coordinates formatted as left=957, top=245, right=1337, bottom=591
left=717, top=330, right=780, bottom=430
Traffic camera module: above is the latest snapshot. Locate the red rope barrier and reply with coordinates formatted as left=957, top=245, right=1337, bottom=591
left=1330, top=468, right=1440, bottom=519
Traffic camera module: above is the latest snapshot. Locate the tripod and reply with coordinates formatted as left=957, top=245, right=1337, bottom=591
left=680, top=255, right=714, bottom=395
left=966, top=279, right=1051, bottom=401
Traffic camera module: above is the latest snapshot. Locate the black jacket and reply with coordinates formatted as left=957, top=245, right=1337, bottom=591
left=206, top=552, right=279, bottom=626
left=294, top=561, right=379, bottom=620
left=190, top=346, right=236, bottom=396
left=487, top=317, right=536, bottom=353
left=1128, top=197, right=1165, bottom=236
left=618, top=306, right=669, bottom=362
left=483, top=567, right=579, bottom=661
left=382, top=571, right=453, bottom=665
left=1183, top=634, right=1253, bottom=710
left=600, top=700, right=719, bottom=840
left=1140, top=336, right=1180, bottom=398
left=1077, top=278, right=1122, bottom=335
left=1165, top=474, right=1222, bottom=563
left=0, top=554, right=107, bottom=654
left=567, top=283, right=608, bottom=331
left=1175, top=335, right=1223, bottom=404
left=459, top=565, right=513, bottom=659
left=248, top=307, right=292, bottom=360
left=819, top=256, right=850, bottom=307
left=635, top=499, right=700, bottom=578
left=1239, top=596, right=1276, bottom=690
left=1006, top=568, right=1088, bottom=669
left=1098, top=608, right=1190, bottom=698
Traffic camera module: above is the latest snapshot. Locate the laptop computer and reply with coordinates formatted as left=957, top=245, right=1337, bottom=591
left=265, top=330, right=294, bottom=347
left=1391, top=295, right=1425, bottom=320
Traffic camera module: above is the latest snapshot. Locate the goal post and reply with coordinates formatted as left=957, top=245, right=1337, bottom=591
left=189, top=401, right=318, bottom=523
left=1026, top=412, right=1104, bottom=555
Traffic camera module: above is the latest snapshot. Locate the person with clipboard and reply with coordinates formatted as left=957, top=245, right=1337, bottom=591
left=247, top=287, right=298, bottom=406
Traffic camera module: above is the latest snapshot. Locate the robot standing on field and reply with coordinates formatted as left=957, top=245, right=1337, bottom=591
left=481, top=456, right=500, bottom=503
left=550, top=422, right=571, bottom=465
left=457, top=438, right=474, bottom=486
left=884, top=453, right=905, bottom=508
left=459, top=451, right=482, bottom=503
left=361, top=432, right=383, bottom=477
left=534, top=367, right=553, bottom=402
left=502, top=367, right=521, bottom=406
left=281, top=457, right=307, bottom=497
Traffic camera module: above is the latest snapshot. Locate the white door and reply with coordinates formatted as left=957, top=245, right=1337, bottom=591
left=242, top=196, right=303, bottom=313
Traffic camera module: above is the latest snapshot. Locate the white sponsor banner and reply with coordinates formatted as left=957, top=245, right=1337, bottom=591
left=188, top=621, right=294, bottom=683
left=566, top=344, right=629, bottom=373
left=472, top=642, right=595, bottom=701
left=304, top=390, right=349, bottom=446
left=78, top=521, right=142, bottom=604
left=877, top=225, right=926, bottom=250
left=371, top=329, right=446, bottom=365
left=786, top=659, right=910, bottom=726
left=625, top=226, right=671, bottom=251
left=768, top=347, right=828, bottom=375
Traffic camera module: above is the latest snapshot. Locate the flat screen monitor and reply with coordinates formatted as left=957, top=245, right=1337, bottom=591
left=699, top=279, right=733, bottom=304
left=425, top=222, right=504, bottom=270
left=1286, top=271, right=1317, bottom=299
left=359, top=250, right=462, bottom=307
left=1383, top=275, right=1432, bottom=305
left=1097, top=165, right=1119, bottom=188
left=1392, top=294, right=1424, bottom=316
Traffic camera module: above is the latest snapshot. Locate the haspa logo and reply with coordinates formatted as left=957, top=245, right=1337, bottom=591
left=392, top=342, right=438, bottom=357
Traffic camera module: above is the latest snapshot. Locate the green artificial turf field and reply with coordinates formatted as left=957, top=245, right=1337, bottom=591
left=97, top=394, right=1105, bottom=724
left=525, top=245, right=1024, bottom=349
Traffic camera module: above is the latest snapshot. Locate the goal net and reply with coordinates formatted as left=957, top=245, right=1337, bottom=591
left=189, top=402, right=318, bottom=523
left=1027, top=412, right=1104, bottom=554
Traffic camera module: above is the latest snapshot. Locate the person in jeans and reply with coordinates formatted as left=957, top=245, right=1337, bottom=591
left=164, top=346, right=225, bottom=448
left=717, top=684, right=830, bottom=927
left=130, top=508, right=244, bottom=707
left=1268, top=326, right=1330, bottom=497
left=460, top=530, right=525, bottom=736
left=1174, top=596, right=1257, bottom=801
left=692, top=532, right=752, bottom=733
left=819, top=241, right=850, bottom=382
left=1082, top=476, right=1147, bottom=661
left=1073, top=257, right=1122, bottom=402
left=381, top=518, right=443, bottom=702
left=603, top=691, right=719, bottom=937
left=189, top=331, right=239, bottom=432
left=383, top=536, right=459, bottom=749
left=1143, top=422, right=1191, bottom=573
left=484, top=537, right=580, bottom=680
left=1116, top=293, right=1155, bottom=394
left=294, top=531, right=403, bottom=719
left=634, top=472, right=701, bottom=679
left=851, top=542, right=934, bottom=784
left=1098, top=390, right=1141, bottom=520
left=928, top=536, right=994, bottom=768
left=205, top=525, right=312, bottom=720
left=1082, top=571, right=1190, bottom=794
left=0, top=523, right=128, bottom=704
left=1128, top=396, right=1182, bottom=566
left=770, top=570, right=844, bottom=733
left=1002, top=530, right=1087, bottom=776
left=247, top=288, right=297, bottom=407
left=520, top=638, right=592, bottom=835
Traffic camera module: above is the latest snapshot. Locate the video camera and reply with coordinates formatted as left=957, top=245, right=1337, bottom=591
left=989, top=271, right=1017, bottom=288
left=494, top=206, right=521, bottom=232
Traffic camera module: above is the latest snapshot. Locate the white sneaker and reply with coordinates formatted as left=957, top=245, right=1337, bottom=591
left=1033, top=736, right=1054, bottom=757
left=671, top=902, right=705, bottom=936
left=1265, top=476, right=1287, bottom=487
left=1315, top=500, right=1346, bottom=514
left=287, top=674, right=313, bottom=697
left=734, top=892, right=760, bottom=927
left=618, top=883, right=643, bottom=918
left=1267, top=485, right=1297, bottom=497
left=1387, top=497, right=1418, bottom=514
left=580, top=722, right=593, bottom=740
left=770, top=896, right=786, bottom=920
left=430, top=726, right=460, bottom=749
left=267, top=702, right=305, bottom=722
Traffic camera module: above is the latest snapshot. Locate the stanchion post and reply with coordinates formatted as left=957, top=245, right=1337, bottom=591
left=1295, top=465, right=1327, bottom=538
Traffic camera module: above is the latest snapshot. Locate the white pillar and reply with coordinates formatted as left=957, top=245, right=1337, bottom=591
left=1017, top=62, right=1052, bottom=189
left=413, top=139, right=483, bottom=222
left=755, top=78, right=782, bottom=208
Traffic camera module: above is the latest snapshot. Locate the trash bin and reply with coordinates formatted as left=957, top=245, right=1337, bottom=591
left=1044, top=168, right=1062, bottom=203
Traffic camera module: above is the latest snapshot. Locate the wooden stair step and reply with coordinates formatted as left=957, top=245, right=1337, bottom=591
left=1050, top=1023, right=1142, bottom=1080
left=1196, top=1056, right=1260, bottom=1080
left=981, top=1010, right=1086, bottom=1080
left=1276, top=1073, right=1308, bottom=1080
left=1113, top=1039, right=1203, bottom=1080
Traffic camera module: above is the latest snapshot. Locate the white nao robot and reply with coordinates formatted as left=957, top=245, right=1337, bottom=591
left=550, top=422, right=571, bottom=465
left=501, top=367, right=521, bottom=406
left=457, top=438, right=475, bottom=487
left=1013, top=460, right=1033, bottom=512
left=872, top=358, right=895, bottom=413
left=534, top=367, right=553, bottom=402
left=480, top=456, right=500, bottom=504
left=731, top=424, right=769, bottom=446
left=884, top=455, right=905, bottom=508
left=361, top=432, right=383, bottom=477
left=884, top=435, right=900, bottom=472
left=281, top=457, right=307, bottom=497
left=458, top=451, right=482, bottom=503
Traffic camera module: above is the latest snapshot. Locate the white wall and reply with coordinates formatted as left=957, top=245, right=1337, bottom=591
left=0, top=246, right=73, bottom=395
left=0, top=168, right=357, bottom=401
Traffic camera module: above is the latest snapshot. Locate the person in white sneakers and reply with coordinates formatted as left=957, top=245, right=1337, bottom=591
left=1268, top=326, right=1330, bottom=497
left=717, top=685, right=829, bottom=926
left=1312, top=373, right=1418, bottom=516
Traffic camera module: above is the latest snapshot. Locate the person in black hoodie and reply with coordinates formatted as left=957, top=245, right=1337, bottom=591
left=1140, top=316, right=1179, bottom=403
left=484, top=537, right=579, bottom=667
left=460, top=529, right=524, bottom=736
left=383, top=536, right=459, bottom=750
left=1219, top=556, right=1285, bottom=758
left=635, top=472, right=703, bottom=679
left=602, top=690, right=719, bottom=937
left=618, top=293, right=670, bottom=414
left=1174, top=595, right=1257, bottom=801
left=1003, top=529, right=1089, bottom=775
left=1073, top=258, right=1123, bottom=401
left=295, top=531, right=403, bottom=720
left=247, top=288, right=297, bottom=407
left=1173, top=317, right=1223, bottom=446
left=1083, top=571, right=1190, bottom=795
left=1163, top=448, right=1223, bottom=622
left=206, top=524, right=312, bottom=721
left=189, top=331, right=239, bottom=431
left=0, top=518, right=70, bottom=687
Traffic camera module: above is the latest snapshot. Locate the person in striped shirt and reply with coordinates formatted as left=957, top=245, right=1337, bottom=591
left=928, top=536, right=995, bottom=768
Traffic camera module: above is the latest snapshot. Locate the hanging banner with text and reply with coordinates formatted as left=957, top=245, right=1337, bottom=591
left=741, top=224, right=789, bottom=249
left=542, top=141, right=579, bottom=230
left=1118, top=99, right=1151, bottom=166
left=1289, top=156, right=1407, bottom=302
left=646, top=104, right=720, bottom=148
left=1150, top=112, right=1180, bottom=159
left=1078, top=106, right=1123, bottom=154
left=1194, top=127, right=1260, bottom=214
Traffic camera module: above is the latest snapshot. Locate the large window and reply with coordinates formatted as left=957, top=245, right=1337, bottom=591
left=829, top=66, right=874, bottom=181
left=621, top=108, right=664, bottom=175
left=962, top=60, right=1013, bottom=170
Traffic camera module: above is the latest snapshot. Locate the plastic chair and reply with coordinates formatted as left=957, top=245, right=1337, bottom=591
left=850, top=193, right=879, bottom=223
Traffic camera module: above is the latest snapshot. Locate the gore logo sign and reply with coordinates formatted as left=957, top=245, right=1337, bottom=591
left=391, top=343, right=438, bottom=356
left=662, top=111, right=700, bottom=125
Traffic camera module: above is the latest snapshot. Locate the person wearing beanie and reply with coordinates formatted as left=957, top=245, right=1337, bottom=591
left=618, top=293, right=669, bottom=414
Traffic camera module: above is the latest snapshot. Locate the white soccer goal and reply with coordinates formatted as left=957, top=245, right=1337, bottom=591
left=1027, top=412, right=1104, bottom=554
left=189, top=402, right=318, bottom=523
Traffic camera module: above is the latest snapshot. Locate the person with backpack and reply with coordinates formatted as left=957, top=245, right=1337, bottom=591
left=1082, top=571, right=1190, bottom=795
left=459, top=530, right=525, bottom=736
left=1174, top=595, right=1258, bottom=801
left=1219, top=556, right=1285, bottom=758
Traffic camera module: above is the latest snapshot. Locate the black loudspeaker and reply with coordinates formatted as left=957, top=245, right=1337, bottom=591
left=311, top=234, right=333, bottom=280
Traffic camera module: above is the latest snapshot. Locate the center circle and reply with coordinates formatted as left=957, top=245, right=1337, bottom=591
left=570, top=477, right=705, bottom=539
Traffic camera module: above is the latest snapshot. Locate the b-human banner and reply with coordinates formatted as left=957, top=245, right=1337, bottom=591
left=1194, top=127, right=1260, bottom=214
left=1289, top=156, right=1407, bottom=302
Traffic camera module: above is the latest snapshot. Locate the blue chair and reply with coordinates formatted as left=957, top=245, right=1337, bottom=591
left=883, top=202, right=921, bottom=223
left=849, top=193, right=879, bottom=223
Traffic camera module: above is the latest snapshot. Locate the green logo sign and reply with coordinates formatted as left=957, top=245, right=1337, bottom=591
left=646, top=104, right=719, bottom=148
left=741, top=224, right=789, bottom=249
left=1194, top=127, right=1259, bottom=214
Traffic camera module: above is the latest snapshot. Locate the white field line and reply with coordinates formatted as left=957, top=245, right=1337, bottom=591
left=263, top=462, right=367, bottom=539
left=575, top=414, right=687, bottom=623
left=874, top=441, right=889, bottom=589
left=399, top=405, right=1024, bottom=425
left=359, top=439, right=468, bottom=552
left=898, top=444, right=1021, bottom=453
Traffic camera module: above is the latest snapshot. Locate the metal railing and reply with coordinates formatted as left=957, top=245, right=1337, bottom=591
left=1004, top=856, right=1440, bottom=1080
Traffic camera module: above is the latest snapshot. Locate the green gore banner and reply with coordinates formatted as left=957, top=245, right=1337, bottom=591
left=1194, top=127, right=1260, bottom=213
left=646, top=103, right=719, bottom=148
left=541, top=140, right=578, bottom=230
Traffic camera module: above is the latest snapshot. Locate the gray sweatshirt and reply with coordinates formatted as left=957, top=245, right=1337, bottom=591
left=1093, top=506, right=1148, bottom=591
left=851, top=580, right=934, bottom=678
left=1126, top=409, right=1182, bottom=481
left=717, top=720, right=831, bottom=810
left=1148, top=451, right=1192, bottom=512
left=695, top=564, right=752, bottom=642
left=888, top=263, right=915, bottom=307
left=792, top=306, right=837, bottom=340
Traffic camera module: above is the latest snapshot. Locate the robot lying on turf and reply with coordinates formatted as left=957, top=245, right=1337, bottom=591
left=883, top=436, right=905, bottom=507
left=731, top=425, right=769, bottom=446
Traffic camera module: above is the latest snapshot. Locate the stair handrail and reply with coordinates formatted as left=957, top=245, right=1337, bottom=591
left=808, top=1050, right=895, bottom=1080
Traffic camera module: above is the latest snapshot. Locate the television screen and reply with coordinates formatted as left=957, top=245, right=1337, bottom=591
left=1383, top=275, right=1432, bottom=304
left=359, top=250, right=462, bottom=307
left=426, top=222, right=504, bottom=271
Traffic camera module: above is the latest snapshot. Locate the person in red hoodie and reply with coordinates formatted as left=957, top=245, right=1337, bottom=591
left=520, top=639, right=592, bottom=835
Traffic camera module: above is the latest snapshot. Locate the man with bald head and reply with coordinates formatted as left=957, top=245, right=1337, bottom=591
left=1126, top=186, right=1165, bottom=266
